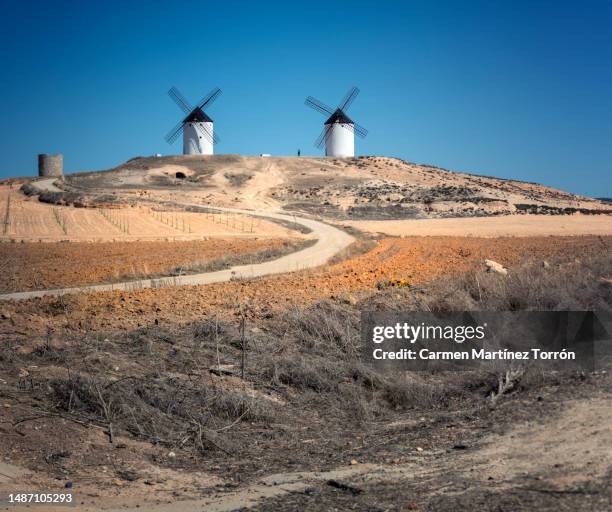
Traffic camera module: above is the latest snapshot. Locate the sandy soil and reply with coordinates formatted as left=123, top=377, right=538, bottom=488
left=0, top=239, right=301, bottom=293
left=342, top=213, right=612, bottom=237
left=241, top=392, right=612, bottom=512
left=2, top=235, right=608, bottom=338
left=464, top=398, right=612, bottom=488
left=59, top=155, right=609, bottom=218
left=0, top=186, right=293, bottom=242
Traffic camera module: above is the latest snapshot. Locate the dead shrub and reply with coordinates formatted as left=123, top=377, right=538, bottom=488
left=349, top=362, right=385, bottom=390
left=338, top=383, right=377, bottom=423
left=368, top=252, right=612, bottom=313
left=280, top=301, right=360, bottom=356
left=264, top=355, right=341, bottom=392
left=42, top=296, right=71, bottom=316
left=382, top=376, right=449, bottom=410
left=208, top=389, right=274, bottom=422
left=449, top=370, right=500, bottom=397
left=31, top=343, right=67, bottom=364
left=48, top=372, right=273, bottom=454
left=51, top=374, right=112, bottom=417
left=0, top=339, right=19, bottom=367
left=192, top=318, right=227, bottom=341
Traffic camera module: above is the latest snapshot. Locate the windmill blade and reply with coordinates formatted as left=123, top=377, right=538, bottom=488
left=339, top=86, right=360, bottom=112
left=194, top=122, right=220, bottom=145
left=314, top=124, right=332, bottom=148
left=196, top=122, right=221, bottom=144
left=353, top=122, right=368, bottom=138
left=196, top=87, right=222, bottom=110
left=164, top=120, right=185, bottom=145
left=305, top=96, right=334, bottom=117
left=194, top=123, right=213, bottom=144
left=168, top=86, right=193, bottom=114
left=336, top=122, right=368, bottom=139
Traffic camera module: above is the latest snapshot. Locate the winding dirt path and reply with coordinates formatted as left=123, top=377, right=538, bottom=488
left=0, top=205, right=354, bottom=301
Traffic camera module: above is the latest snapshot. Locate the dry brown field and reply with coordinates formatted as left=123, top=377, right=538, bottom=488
left=0, top=238, right=304, bottom=293
left=0, top=185, right=295, bottom=242
left=342, top=213, right=612, bottom=237
left=2, top=235, right=608, bottom=337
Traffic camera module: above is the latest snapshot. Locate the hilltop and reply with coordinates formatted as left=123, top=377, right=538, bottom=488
left=52, top=155, right=609, bottom=219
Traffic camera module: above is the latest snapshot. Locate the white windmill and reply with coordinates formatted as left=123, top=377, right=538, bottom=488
left=305, top=86, right=368, bottom=157
left=164, top=86, right=222, bottom=155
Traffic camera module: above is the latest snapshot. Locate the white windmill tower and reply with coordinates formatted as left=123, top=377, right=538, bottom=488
left=164, top=86, right=222, bottom=155
left=304, top=86, right=368, bottom=157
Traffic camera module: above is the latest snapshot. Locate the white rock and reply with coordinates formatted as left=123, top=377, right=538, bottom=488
left=485, top=259, right=508, bottom=276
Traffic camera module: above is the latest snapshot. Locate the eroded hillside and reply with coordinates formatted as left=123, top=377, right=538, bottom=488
left=48, top=155, right=609, bottom=219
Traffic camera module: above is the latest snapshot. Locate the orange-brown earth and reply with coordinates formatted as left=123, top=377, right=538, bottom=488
left=2, top=235, right=609, bottom=339
left=0, top=238, right=302, bottom=293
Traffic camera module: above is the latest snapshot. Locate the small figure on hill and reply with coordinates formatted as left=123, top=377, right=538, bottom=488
left=297, top=149, right=301, bottom=157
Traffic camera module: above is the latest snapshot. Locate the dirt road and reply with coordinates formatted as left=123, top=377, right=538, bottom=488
left=0, top=205, right=353, bottom=300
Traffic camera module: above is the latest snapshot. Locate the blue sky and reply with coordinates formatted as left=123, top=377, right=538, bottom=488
left=0, top=0, right=610, bottom=196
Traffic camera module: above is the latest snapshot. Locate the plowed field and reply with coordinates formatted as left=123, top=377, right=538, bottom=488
left=0, top=186, right=294, bottom=241
left=2, top=235, right=609, bottom=337
left=0, top=238, right=303, bottom=293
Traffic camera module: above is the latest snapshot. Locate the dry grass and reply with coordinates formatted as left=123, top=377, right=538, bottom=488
left=168, top=239, right=316, bottom=275
left=48, top=373, right=273, bottom=453
left=1, top=253, right=608, bottom=463
left=371, top=251, right=612, bottom=313
left=326, top=239, right=377, bottom=265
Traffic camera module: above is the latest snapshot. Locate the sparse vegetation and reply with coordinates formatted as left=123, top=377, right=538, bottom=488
left=4, top=254, right=607, bottom=464
left=398, top=251, right=612, bottom=313
left=2, top=191, right=10, bottom=236
left=166, top=238, right=316, bottom=276
left=52, top=207, right=68, bottom=234
left=0, top=244, right=610, bottom=509
left=48, top=372, right=273, bottom=452
left=327, top=238, right=377, bottom=265
left=100, top=208, right=130, bottom=234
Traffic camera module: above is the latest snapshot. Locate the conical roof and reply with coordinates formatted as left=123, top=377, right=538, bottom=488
left=324, top=108, right=353, bottom=125
left=183, top=107, right=213, bottom=124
